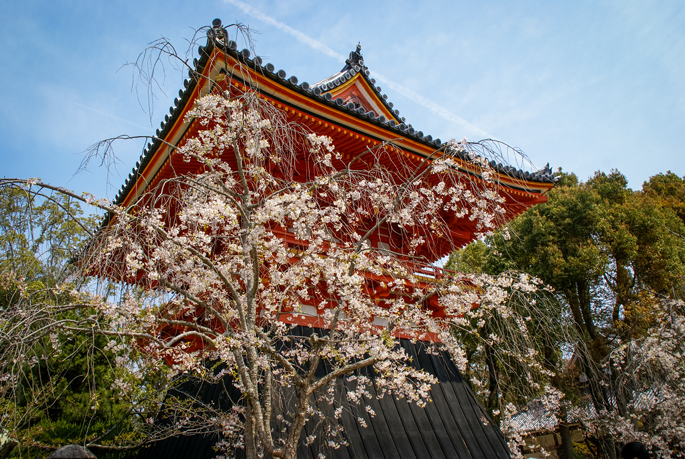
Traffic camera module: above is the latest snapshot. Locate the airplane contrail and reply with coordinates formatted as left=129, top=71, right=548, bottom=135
left=222, top=0, right=490, bottom=138
left=70, top=101, right=151, bottom=131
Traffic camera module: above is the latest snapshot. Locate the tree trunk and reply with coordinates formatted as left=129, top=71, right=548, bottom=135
left=282, top=390, right=309, bottom=459
left=485, top=340, right=500, bottom=414
left=599, top=435, right=617, bottom=459
left=244, top=404, right=258, bottom=459
left=0, top=435, right=18, bottom=459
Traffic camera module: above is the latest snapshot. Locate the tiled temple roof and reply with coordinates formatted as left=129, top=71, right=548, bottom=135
left=113, top=18, right=555, bottom=206
left=312, top=43, right=404, bottom=124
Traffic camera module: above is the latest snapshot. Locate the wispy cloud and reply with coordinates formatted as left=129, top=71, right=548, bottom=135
left=70, top=101, right=150, bottom=131
left=223, top=0, right=489, bottom=138
left=225, top=0, right=346, bottom=61
left=371, top=72, right=489, bottom=138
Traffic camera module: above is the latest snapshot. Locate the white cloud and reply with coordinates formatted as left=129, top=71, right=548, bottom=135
left=224, top=0, right=345, bottom=61
left=70, top=102, right=150, bottom=131
left=372, top=72, right=489, bottom=138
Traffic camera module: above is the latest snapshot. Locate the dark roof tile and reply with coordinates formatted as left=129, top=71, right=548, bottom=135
left=138, top=330, right=511, bottom=459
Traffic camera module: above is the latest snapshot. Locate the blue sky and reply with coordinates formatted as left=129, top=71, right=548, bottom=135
left=1, top=0, right=683, bottom=200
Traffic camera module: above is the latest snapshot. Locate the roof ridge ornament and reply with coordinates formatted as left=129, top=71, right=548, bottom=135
left=343, top=42, right=365, bottom=72
left=536, top=162, right=552, bottom=175
left=207, top=17, right=227, bottom=42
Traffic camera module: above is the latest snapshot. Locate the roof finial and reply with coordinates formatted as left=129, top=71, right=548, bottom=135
left=344, top=43, right=364, bottom=70
left=209, top=18, right=227, bottom=41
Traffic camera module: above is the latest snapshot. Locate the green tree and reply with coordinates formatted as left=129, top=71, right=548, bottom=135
left=450, top=169, right=685, bottom=458
left=642, top=171, right=685, bottom=224
left=0, top=188, right=158, bottom=458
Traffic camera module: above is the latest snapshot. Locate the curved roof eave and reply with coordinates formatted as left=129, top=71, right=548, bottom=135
left=112, top=22, right=557, bottom=208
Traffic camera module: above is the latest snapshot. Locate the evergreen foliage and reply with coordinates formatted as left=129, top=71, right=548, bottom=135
left=448, top=169, right=685, bottom=458
left=0, top=189, right=146, bottom=458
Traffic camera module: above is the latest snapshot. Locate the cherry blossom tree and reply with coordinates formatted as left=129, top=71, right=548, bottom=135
left=88, top=89, right=549, bottom=458
left=1, top=83, right=556, bottom=458
left=580, top=298, right=685, bottom=458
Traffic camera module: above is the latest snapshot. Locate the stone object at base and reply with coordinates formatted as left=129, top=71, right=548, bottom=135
left=47, top=445, right=96, bottom=459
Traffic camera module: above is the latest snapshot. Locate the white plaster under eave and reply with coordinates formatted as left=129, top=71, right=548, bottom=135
left=372, top=316, right=389, bottom=327
left=298, top=304, right=319, bottom=317
left=347, top=80, right=388, bottom=120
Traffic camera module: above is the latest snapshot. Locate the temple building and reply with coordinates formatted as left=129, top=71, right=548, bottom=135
left=106, top=18, right=556, bottom=459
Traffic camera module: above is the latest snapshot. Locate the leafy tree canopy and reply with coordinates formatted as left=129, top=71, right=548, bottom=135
left=448, top=169, right=685, bottom=458
left=0, top=188, right=156, bottom=458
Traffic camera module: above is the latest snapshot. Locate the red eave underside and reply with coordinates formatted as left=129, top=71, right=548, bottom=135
left=119, top=48, right=552, bottom=243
